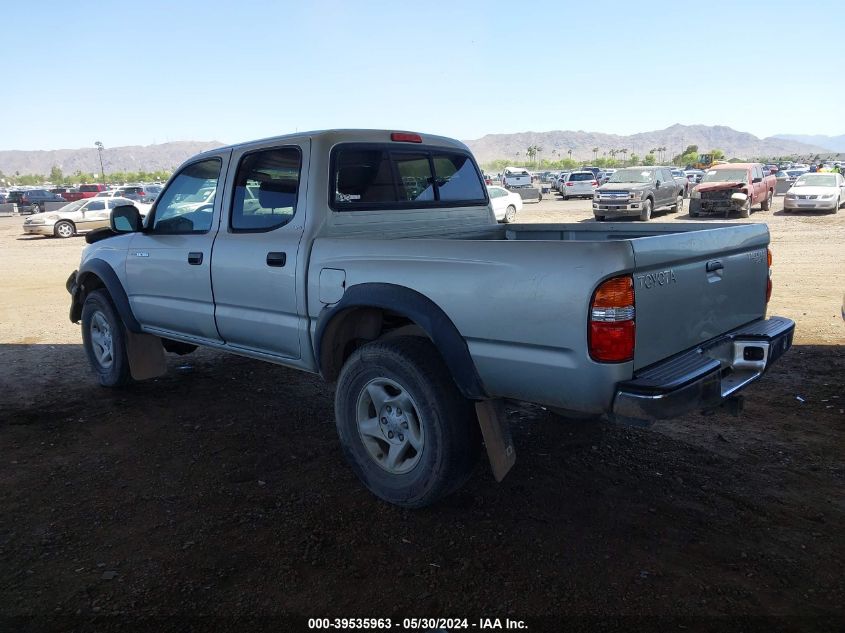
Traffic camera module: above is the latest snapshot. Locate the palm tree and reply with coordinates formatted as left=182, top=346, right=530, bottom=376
left=592, top=147, right=599, bottom=162
left=659, top=146, right=667, bottom=163
left=608, top=149, right=617, bottom=165
left=620, top=148, right=628, bottom=166
left=568, top=148, right=573, bottom=161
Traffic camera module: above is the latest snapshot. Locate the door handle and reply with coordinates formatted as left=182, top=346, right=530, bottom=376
left=266, top=252, right=286, bottom=267
left=188, top=252, right=203, bottom=265
left=706, top=260, right=723, bottom=272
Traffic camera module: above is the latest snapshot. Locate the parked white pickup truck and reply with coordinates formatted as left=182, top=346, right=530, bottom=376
left=67, top=130, right=794, bottom=508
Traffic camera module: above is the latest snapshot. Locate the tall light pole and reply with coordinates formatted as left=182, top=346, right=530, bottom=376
left=95, top=141, right=106, bottom=185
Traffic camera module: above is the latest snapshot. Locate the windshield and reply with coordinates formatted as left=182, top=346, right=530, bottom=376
left=794, top=174, right=837, bottom=187
left=59, top=200, right=87, bottom=213
left=702, top=169, right=748, bottom=183
left=608, top=169, right=654, bottom=184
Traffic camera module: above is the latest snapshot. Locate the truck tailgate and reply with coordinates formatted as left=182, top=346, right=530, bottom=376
left=631, top=224, right=769, bottom=369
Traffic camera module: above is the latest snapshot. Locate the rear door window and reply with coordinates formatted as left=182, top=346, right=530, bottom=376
left=230, top=146, right=301, bottom=232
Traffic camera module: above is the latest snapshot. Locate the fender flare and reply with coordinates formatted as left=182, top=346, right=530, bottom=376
left=74, top=258, right=142, bottom=332
left=315, top=283, right=487, bottom=400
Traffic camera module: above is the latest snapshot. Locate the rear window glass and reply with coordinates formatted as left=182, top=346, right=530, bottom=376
left=332, top=145, right=486, bottom=210
left=570, top=172, right=595, bottom=181
left=79, top=185, right=100, bottom=192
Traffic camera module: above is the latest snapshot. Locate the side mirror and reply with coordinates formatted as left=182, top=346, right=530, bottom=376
left=655, top=180, right=661, bottom=188
left=110, top=204, right=142, bottom=233
left=752, top=177, right=762, bottom=183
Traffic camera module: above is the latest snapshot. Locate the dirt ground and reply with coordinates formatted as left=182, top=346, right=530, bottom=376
left=0, top=195, right=843, bottom=631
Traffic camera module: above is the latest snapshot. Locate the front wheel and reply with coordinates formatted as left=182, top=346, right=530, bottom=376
left=761, top=190, right=773, bottom=211
left=54, top=220, right=75, bottom=238
left=504, top=204, right=517, bottom=223
left=335, top=336, right=481, bottom=508
left=639, top=198, right=653, bottom=221
left=81, top=289, right=132, bottom=387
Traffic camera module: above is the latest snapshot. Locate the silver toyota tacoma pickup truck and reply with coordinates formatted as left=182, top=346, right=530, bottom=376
left=66, top=130, right=795, bottom=508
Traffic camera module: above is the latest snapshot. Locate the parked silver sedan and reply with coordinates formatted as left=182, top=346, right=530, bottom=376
left=783, top=173, right=845, bottom=213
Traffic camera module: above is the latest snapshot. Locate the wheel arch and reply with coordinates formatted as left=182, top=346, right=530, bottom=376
left=315, top=283, right=487, bottom=400
left=71, top=258, right=141, bottom=332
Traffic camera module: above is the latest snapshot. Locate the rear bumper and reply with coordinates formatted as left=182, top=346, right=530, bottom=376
left=613, top=316, right=794, bottom=420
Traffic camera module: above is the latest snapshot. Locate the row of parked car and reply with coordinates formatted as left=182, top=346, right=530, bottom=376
left=0, top=183, right=163, bottom=213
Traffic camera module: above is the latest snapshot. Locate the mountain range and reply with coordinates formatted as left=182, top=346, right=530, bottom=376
left=0, top=141, right=224, bottom=178
left=773, top=133, right=845, bottom=153
left=0, top=125, right=838, bottom=178
left=464, top=124, right=834, bottom=165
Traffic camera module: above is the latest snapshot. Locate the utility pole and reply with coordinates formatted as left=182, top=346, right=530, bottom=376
left=95, top=141, right=106, bottom=185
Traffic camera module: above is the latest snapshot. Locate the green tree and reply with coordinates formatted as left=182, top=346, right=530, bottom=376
left=643, top=153, right=656, bottom=166
left=49, top=165, right=63, bottom=184
left=710, top=149, right=725, bottom=161
left=629, top=153, right=640, bottom=165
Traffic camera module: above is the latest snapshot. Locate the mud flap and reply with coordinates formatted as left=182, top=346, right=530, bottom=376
left=474, top=399, right=516, bottom=482
left=125, top=331, right=167, bottom=380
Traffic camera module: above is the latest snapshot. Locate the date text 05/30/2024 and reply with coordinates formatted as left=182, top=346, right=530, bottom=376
left=308, top=618, right=528, bottom=629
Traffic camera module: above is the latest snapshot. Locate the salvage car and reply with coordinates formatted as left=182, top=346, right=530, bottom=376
left=67, top=129, right=794, bottom=508
left=24, top=197, right=149, bottom=238
left=592, top=167, right=684, bottom=221
left=783, top=173, right=845, bottom=213
left=689, top=163, right=776, bottom=218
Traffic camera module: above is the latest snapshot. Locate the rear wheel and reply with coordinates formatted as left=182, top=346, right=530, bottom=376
left=639, top=198, right=653, bottom=221
left=671, top=194, right=683, bottom=214
left=54, top=220, right=75, bottom=238
left=335, top=336, right=481, bottom=508
left=761, top=190, right=773, bottom=211
left=81, top=289, right=132, bottom=387
left=504, top=204, right=517, bottom=223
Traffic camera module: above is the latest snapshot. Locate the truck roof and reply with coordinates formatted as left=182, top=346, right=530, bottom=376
left=191, top=129, right=470, bottom=161
left=709, top=162, right=759, bottom=169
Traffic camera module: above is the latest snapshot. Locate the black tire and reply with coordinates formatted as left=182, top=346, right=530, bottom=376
left=671, top=194, right=683, bottom=214
left=54, top=220, right=75, bottom=238
left=761, top=190, right=773, bottom=211
left=335, top=336, right=481, bottom=508
left=31, top=203, right=42, bottom=214
left=504, top=204, right=517, bottom=223
left=595, top=215, right=606, bottom=221
left=81, top=289, right=132, bottom=387
left=639, top=197, right=653, bottom=221
left=834, top=197, right=840, bottom=214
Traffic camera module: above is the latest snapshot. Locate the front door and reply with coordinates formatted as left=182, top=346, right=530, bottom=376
left=210, top=143, right=308, bottom=359
left=124, top=154, right=230, bottom=342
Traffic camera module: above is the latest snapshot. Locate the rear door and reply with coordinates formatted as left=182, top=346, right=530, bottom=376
left=630, top=224, right=770, bottom=369
left=210, top=142, right=307, bottom=359
left=124, top=154, right=229, bottom=342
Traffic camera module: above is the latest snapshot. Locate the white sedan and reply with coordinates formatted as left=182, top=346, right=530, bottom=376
left=783, top=173, right=845, bottom=213
left=487, top=185, right=523, bottom=223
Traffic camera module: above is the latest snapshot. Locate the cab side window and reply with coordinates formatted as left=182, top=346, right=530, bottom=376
left=86, top=200, right=106, bottom=211
left=151, top=159, right=221, bottom=234
left=230, top=147, right=301, bottom=232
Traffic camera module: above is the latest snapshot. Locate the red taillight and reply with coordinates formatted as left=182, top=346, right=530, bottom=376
left=391, top=132, right=422, bottom=143
left=589, top=275, right=635, bottom=363
left=566, top=182, right=574, bottom=186
left=590, top=181, right=598, bottom=186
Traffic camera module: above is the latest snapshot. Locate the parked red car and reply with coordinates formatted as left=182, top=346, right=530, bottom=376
left=689, top=163, right=776, bottom=218
left=62, top=184, right=108, bottom=202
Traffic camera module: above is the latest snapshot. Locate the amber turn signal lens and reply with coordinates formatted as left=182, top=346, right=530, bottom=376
left=592, top=276, right=634, bottom=308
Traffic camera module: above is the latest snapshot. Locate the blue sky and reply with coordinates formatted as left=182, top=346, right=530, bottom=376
left=3, top=0, right=843, bottom=150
